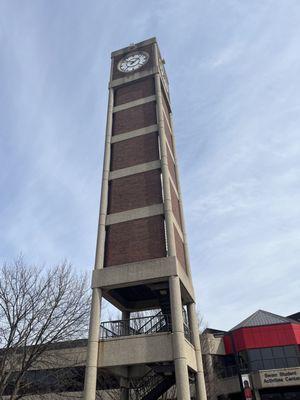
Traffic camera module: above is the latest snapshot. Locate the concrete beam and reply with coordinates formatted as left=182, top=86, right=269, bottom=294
left=109, top=160, right=160, bottom=180
left=111, top=124, right=158, bottom=143
left=106, top=204, right=163, bottom=225
left=92, top=256, right=177, bottom=290
left=110, top=69, right=158, bottom=88
left=113, top=95, right=156, bottom=113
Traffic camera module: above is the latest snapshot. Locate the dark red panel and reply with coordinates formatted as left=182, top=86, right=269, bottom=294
left=224, top=335, right=233, bottom=354
left=224, top=324, right=299, bottom=354
left=293, top=324, right=300, bottom=344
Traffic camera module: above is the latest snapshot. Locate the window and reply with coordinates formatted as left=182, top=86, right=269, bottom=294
left=274, top=358, right=287, bottom=369
left=284, top=346, right=298, bottom=357
left=263, top=359, right=276, bottom=369
left=251, top=360, right=264, bottom=370
left=248, top=349, right=261, bottom=361
left=212, top=355, right=238, bottom=378
left=273, top=346, right=284, bottom=358
left=286, top=357, right=299, bottom=368
left=243, top=345, right=300, bottom=372
left=261, top=348, right=273, bottom=359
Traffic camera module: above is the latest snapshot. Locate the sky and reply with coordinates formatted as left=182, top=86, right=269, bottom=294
left=0, top=0, right=299, bottom=330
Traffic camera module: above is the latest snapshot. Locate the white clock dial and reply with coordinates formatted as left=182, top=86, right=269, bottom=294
left=118, top=51, right=149, bottom=73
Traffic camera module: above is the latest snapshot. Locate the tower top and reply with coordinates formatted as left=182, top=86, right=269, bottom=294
left=111, top=37, right=157, bottom=57
left=109, top=37, right=168, bottom=94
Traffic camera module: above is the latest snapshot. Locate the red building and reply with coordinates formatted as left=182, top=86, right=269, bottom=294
left=201, top=310, right=300, bottom=400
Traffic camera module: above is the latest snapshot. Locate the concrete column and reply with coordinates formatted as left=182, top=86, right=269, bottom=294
left=188, top=303, right=207, bottom=400
left=254, top=389, right=261, bottom=400
left=154, top=44, right=176, bottom=257
left=169, top=276, right=191, bottom=400
left=94, top=87, right=114, bottom=269
left=122, top=310, right=130, bottom=336
left=84, top=82, right=114, bottom=400
left=120, top=376, right=130, bottom=400
left=169, top=112, right=193, bottom=279
left=120, top=311, right=130, bottom=400
left=83, top=288, right=102, bottom=400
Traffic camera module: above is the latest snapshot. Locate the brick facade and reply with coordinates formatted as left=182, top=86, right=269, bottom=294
left=105, top=40, right=188, bottom=275
left=108, top=169, right=162, bottom=214
left=114, top=77, right=155, bottom=106
left=110, top=132, right=159, bottom=171
left=112, top=101, right=157, bottom=135
left=104, top=215, right=167, bottom=267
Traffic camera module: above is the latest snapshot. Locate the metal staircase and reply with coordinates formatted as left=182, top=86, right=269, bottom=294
left=130, top=370, right=175, bottom=400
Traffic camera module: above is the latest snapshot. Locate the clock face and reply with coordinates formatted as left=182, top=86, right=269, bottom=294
left=118, top=51, right=149, bottom=73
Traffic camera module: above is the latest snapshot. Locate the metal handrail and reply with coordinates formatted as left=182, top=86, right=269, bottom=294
left=100, top=313, right=171, bottom=339
left=130, top=371, right=165, bottom=400
left=135, top=311, right=162, bottom=332
left=184, top=322, right=192, bottom=342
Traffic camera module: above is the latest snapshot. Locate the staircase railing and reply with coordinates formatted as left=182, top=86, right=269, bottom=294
left=100, top=313, right=172, bottom=339
left=130, top=371, right=165, bottom=400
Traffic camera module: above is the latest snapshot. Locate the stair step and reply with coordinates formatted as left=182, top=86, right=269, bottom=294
left=142, top=375, right=175, bottom=400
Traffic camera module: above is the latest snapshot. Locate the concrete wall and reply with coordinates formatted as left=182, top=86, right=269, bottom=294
left=98, top=332, right=173, bottom=368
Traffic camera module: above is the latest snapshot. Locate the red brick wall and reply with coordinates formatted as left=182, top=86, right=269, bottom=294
left=104, top=215, right=166, bottom=267
left=113, top=101, right=157, bottom=135
left=112, top=44, right=154, bottom=81
left=170, top=182, right=182, bottom=228
left=114, top=77, right=155, bottom=106
left=174, top=225, right=186, bottom=272
left=167, top=146, right=177, bottom=187
left=110, top=132, right=159, bottom=171
left=108, top=169, right=162, bottom=214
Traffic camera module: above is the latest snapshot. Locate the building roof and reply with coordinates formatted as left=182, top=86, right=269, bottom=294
left=230, top=309, right=299, bottom=331
left=202, top=328, right=226, bottom=336
left=287, top=312, right=300, bottom=322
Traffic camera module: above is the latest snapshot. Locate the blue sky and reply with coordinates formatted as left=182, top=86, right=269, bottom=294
left=0, top=1, right=299, bottom=330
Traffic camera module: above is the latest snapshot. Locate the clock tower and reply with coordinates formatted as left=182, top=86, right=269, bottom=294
left=83, top=38, right=207, bottom=400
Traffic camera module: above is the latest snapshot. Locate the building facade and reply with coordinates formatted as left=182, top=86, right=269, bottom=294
left=201, top=310, right=300, bottom=400
left=83, top=38, right=207, bottom=400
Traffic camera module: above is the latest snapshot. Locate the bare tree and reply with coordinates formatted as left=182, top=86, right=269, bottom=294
left=0, top=257, right=90, bottom=399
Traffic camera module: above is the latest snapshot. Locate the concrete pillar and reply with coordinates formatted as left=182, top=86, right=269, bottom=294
left=188, top=303, right=207, bottom=400
left=84, top=81, right=114, bottom=400
left=169, top=276, right=191, bottom=400
left=121, top=311, right=130, bottom=337
left=83, top=288, right=102, bottom=400
left=168, top=112, right=193, bottom=279
left=120, top=311, right=130, bottom=400
left=120, top=376, right=130, bottom=400
left=94, top=87, right=114, bottom=269
left=154, top=44, right=176, bottom=258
